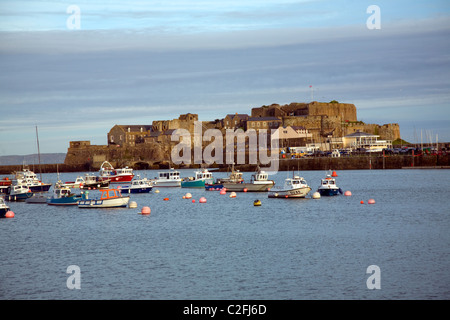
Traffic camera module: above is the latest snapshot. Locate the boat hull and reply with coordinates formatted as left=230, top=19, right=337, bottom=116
left=268, top=187, right=311, bottom=198
left=99, top=175, right=134, bottom=183
left=222, top=182, right=274, bottom=192
left=318, top=188, right=342, bottom=196
left=29, top=184, right=52, bottom=193
left=25, top=194, right=49, bottom=204
left=152, top=180, right=181, bottom=187
left=181, top=180, right=205, bottom=188
left=205, top=183, right=224, bottom=191
left=47, top=195, right=83, bottom=206
left=120, top=187, right=152, bottom=194
left=5, top=192, right=34, bottom=201
left=78, top=196, right=130, bottom=208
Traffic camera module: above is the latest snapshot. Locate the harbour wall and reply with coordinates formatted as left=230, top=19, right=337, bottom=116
left=0, top=154, right=449, bottom=175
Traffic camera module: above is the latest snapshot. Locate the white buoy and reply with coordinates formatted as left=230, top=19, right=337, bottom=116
left=129, top=201, right=137, bottom=208
left=312, top=192, right=321, bottom=199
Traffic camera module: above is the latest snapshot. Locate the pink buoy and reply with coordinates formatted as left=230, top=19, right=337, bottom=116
left=140, top=206, right=151, bottom=215
left=220, top=190, right=226, bottom=195
left=5, top=211, right=14, bottom=218
left=368, top=199, right=376, bottom=204
left=199, top=197, right=207, bottom=203
left=243, top=188, right=248, bottom=192
left=344, top=191, right=352, bottom=196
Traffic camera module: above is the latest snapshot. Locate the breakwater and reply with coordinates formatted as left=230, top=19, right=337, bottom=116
left=0, top=154, right=448, bottom=175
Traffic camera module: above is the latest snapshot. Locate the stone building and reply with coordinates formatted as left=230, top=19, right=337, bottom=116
left=107, top=125, right=152, bottom=147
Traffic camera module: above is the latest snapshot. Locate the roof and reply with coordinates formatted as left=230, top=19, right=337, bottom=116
left=248, top=116, right=281, bottom=121
left=291, top=126, right=307, bottom=131
left=226, top=114, right=249, bottom=120
left=344, top=130, right=378, bottom=138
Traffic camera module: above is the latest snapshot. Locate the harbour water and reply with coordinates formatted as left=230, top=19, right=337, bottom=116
left=0, top=169, right=449, bottom=300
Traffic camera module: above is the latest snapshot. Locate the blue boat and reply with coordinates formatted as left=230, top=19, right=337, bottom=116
left=4, top=184, right=34, bottom=201
left=119, top=177, right=153, bottom=194
left=317, top=174, right=343, bottom=196
left=47, top=186, right=85, bottom=206
left=181, top=169, right=214, bottom=188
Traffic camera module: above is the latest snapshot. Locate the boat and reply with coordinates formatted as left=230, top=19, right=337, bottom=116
left=152, top=168, right=182, bottom=187
left=181, top=169, right=214, bottom=188
left=221, top=166, right=275, bottom=192
left=4, top=184, right=34, bottom=201
left=77, top=188, right=130, bottom=208
left=119, top=176, right=153, bottom=194
left=268, top=175, right=311, bottom=198
left=25, top=193, right=49, bottom=204
left=0, top=197, right=11, bottom=218
left=47, top=186, right=85, bottom=206
left=59, top=174, right=110, bottom=190
left=0, top=177, right=12, bottom=193
left=317, top=172, right=343, bottom=196
left=13, top=168, right=51, bottom=192
left=205, top=165, right=244, bottom=190
left=98, top=161, right=134, bottom=183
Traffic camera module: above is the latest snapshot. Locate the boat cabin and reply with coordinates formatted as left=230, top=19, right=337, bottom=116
left=100, top=189, right=122, bottom=200
left=54, top=187, right=72, bottom=197
left=158, top=170, right=180, bottom=180
left=321, top=176, right=336, bottom=186
left=252, top=171, right=269, bottom=182
left=286, top=176, right=308, bottom=187
left=195, top=170, right=213, bottom=180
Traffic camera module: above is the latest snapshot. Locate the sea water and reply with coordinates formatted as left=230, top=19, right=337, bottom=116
left=0, top=169, right=449, bottom=300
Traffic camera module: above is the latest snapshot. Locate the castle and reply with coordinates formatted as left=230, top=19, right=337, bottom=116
left=64, top=101, right=400, bottom=168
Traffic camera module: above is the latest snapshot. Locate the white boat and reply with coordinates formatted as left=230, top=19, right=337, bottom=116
left=98, top=161, right=134, bottom=183
left=59, top=174, right=110, bottom=190
left=78, top=188, right=130, bottom=208
left=317, top=173, right=343, bottom=196
left=181, top=169, right=214, bottom=188
left=152, top=168, right=182, bottom=187
left=119, top=176, right=153, bottom=193
left=222, top=166, right=275, bottom=192
left=268, top=175, right=311, bottom=198
left=0, top=197, right=11, bottom=218
left=13, top=168, right=51, bottom=192
left=5, top=183, right=34, bottom=201
left=59, top=176, right=85, bottom=188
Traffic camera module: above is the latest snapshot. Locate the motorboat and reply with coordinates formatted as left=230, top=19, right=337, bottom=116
left=205, top=165, right=243, bottom=190
left=119, top=176, right=153, bottom=194
left=152, top=168, right=182, bottom=187
left=98, top=161, right=134, bottom=183
left=77, top=188, right=130, bottom=208
left=59, top=176, right=85, bottom=188
left=13, top=168, right=51, bottom=192
left=4, top=184, right=34, bottom=201
left=0, top=197, right=11, bottom=218
left=47, top=186, right=85, bottom=206
left=317, top=173, right=343, bottom=196
left=268, top=175, right=311, bottom=198
left=222, top=166, right=274, bottom=192
left=181, top=169, right=214, bottom=188
left=81, top=174, right=110, bottom=189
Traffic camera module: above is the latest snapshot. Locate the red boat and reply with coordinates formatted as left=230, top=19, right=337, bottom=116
left=98, top=161, right=134, bottom=183
left=0, top=177, right=12, bottom=186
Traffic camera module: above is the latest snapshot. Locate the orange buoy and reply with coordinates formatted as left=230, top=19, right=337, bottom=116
left=163, top=197, right=169, bottom=201
left=140, top=206, right=151, bottom=215
left=5, top=211, right=14, bottom=218
left=199, top=197, right=207, bottom=203
left=332, top=171, right=338, bottom=177
left=192, top=199, right=196, bottom=203
left=360, top=200, right=364, bottom=204
left=243, top=188, right=248, bottom=192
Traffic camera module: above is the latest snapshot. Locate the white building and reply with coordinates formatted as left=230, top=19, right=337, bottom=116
left=343, top=130, right=392, bottom=152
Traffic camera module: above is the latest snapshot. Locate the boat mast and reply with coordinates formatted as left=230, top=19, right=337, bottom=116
left=35, top=126, right=43, bottom=183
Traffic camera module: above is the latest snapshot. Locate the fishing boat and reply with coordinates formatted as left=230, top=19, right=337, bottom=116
left=222, top=166, right=274, bottom=192
left=57, top=173, right=110, bottom=190
left=0, top=197, right=11, bottom=218
left=181, top=169, right=214, bottom=188
left=98, top=161, right=134, bottom=183
left=25, top=193, right=49, bottom=204
left=4, top=184, right=34, bottom=201
left=77, top=188, right=130, bottom=208
left=152, top=168, right=182, bottom=187
left=47, top=186, right=85, bottom=206
left=317, top=173, right=343, bottom=196
left=119, top=176, right=153, bottom=194
left=205, top=165, right=244, bottom=190
left=13, top=168, right=51, bottom=192
left=268, top=175, right=311, bottom=198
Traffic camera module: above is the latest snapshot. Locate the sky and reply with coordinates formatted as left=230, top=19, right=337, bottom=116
left=0, top=0, right=449, bottom=155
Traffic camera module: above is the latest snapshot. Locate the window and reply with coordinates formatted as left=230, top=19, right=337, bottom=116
left=252, top=122, right=255, bottom=127
left=257, top=122, right=260, bottom=127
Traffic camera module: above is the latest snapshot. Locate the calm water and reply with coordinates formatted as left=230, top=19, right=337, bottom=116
left=0, top=169, right=449, bottom=300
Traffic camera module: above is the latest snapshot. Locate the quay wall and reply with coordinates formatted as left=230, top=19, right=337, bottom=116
left=0, top=154, right=448, bottom=175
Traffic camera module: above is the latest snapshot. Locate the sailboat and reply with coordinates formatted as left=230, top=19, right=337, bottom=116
left=25, top=126, right=51, bottom=203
